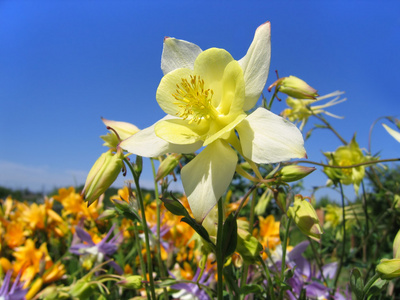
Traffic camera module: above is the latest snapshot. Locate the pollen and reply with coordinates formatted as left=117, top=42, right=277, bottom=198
left=339, top=159, right=353, bottom=176
left=173, top=75, right=216, bottom=124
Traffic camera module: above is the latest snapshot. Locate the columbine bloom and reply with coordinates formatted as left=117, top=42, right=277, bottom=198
left=382, top=123, right=400, bottom=143
left=121, top=22, right=306, bottom=222
left=282, top=91, right=346, bottom=130
left=69, top=224, right=123, bottom=274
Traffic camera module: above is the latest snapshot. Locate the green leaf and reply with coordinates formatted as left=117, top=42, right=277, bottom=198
left=181, top=217, right=215, bottom=250
left=350, top=268, right=364, bottom=300
left=239, top=284, right=263, bottom=295
left=160, top=194, right=188, bottom=217
left=113, top=199, right=141, bottom=222
left=221, top=213, right=238, bottom=259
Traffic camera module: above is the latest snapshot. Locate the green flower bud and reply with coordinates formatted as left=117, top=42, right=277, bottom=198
left=376, top=258, right=400, bottom=280
left=394, top=229, right=400, bottom=259
left=82, top=150, right=124, bottom=206
left=268, top=76, right=318, bottom=99
left=287, top=195, right=323, bottom=242
left=236, top=227, right=263, bottom=264
left=118, top=275, right=143, bottom=290
left=69, top=281, right=96, bottom=299
left=275, top=165, right=316, bottom=183
left=155, top=154, right=182, bottom=181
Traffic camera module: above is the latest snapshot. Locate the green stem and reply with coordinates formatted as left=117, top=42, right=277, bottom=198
left=259, top=258, right=276, bottom=300
left=363, top=273, right=380, bottom=298
left=314, top=114, right=348, bottom=145
left=361, top=180, right=369, bottom=267
left=333, top=182, right=346, bottom=290
left=132, top=222, right=151, bottom=300
left=126, top=159, right=157, bottom=300
left=295, top=158, right=400, bottom=169
left=150, top=158, right=169, bottom=300
left=279, top=216, right=292, bottom=300
left=217, top=197, right=224, bottom=300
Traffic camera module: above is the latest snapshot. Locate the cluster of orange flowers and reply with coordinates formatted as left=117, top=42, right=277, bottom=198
left=0, top=186, right=282, bottom=298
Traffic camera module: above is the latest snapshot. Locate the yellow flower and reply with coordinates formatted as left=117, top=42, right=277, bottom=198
left=4, top=222, right=26, bottom=249
left=121, top=22, right=306, bottom=222
left=21, top=202, right=46, bottom=230
left=323, top=136, right=366, bottom=194
left=253, top=215, right=281, bottom=260
left=100, top=117, right=140, bottom=149
left=282, top=91, right=346, bottom=130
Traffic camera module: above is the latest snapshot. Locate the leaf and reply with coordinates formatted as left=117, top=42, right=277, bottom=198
left=221, top=213, right=238, bottom=259
left=239, top=284, right=263, bottom=295
left=160, top=194, right=188, bottom=217
left=113, top=199, right=141, bottom=222
left=350, top=268, right=364, bottom=300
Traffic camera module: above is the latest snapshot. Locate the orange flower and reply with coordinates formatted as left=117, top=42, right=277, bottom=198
left=21, top=203, right=46, bottom=230
left=4, top=222, right=26, bottom=248
left=253, top=215, right=281, bottom=259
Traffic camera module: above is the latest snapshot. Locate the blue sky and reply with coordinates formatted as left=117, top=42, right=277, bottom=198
left=1, top=1, right=399, bottom=201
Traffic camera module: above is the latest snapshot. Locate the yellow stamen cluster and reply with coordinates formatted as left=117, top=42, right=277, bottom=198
left=173, top=75, right=215, bottom=124
left=339, top=159, right=353, bottom=176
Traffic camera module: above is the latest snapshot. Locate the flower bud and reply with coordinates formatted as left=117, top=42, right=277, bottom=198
left=118, top=275, right=143, bottom=289
left=155, top=154, right=182, bottom=181
left=101, top=118, right=140, bottom=149
left=82, top=150, right=124, bottom=206
left=268, top=76, right=318, bottom=99
left=236, top=227, right=263, bottom=264
left=287, top=195, right=323, bottom=242
left=376, top=258, right=400, bottom=280
left=394, top=229, right=400, bottom=259
left=275, top=165, right=316, bottom=183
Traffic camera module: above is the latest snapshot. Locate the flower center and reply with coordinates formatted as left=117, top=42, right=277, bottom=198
left=173, top=75, right=217, bottom=124
left=339, top=159, right=353, bottom=176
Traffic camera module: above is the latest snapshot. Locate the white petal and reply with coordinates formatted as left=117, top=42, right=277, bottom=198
left=161, top=37, right=202, bottom=75
left=236, top=107, right=306, bottom=164
left=181, top=140, right=237, bottom=222
left=383, top=124, right=400, bottom=143
left=120, top=116, right=202, bottom=157
left=238, top=22, right=271, bottom=111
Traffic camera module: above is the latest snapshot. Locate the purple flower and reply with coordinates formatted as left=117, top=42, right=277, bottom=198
left=171, top=267, right=214, bottom=300
left=0, top=270, right=27, bottom=300
left=70, top=224, right=123, bottom=274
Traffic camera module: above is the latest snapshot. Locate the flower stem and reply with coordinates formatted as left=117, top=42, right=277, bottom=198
left=126, top=159, right=157, bottom=300
left=217, top=197, right=224, bottom=300
left=314, top=114, right=348, bottom=145
left=279, top=216, right=292, bottom=300
left=333, top=182, right=346, bottom=291
left=150, top=158, right=169, bottom=300
left=295, top=158, right=400, bottom=169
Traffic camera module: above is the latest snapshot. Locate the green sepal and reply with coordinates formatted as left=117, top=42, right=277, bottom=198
left=113, top=199, right=141, bottom=223
left=221, top=213, right=238, bottom=259
left=350, top=268, right=364, bottom=300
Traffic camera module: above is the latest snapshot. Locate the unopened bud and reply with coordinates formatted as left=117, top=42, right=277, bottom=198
left=376, top=258, right=400, bottom=279
left=156, top=154, right=182, bottom=181
left=82, top=150, right=124, bottom=206
left=118, top=275, right=143, bottom=289
left=394, top=229, right=400, bottom=258
left=287, top=195, right=323, bottom=242
left=268, top=76, right=318, bottom=99
left=236, top=228, right=263, bottom=264
left=276, top=165, right=316, bottom=182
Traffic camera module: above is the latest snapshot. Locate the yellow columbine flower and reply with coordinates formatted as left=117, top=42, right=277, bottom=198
left=121, top=22, right=306, bottom=222
left=282, top=91, right=346, bottom=130
left=323, top=136, right=366, bottom=194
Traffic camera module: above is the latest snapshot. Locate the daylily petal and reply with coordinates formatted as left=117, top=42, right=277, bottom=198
left=161, top=37, right=202, bottom=75
left=181, top=140, right=237, bottom=222
left=383, top=123, right=400, bottom=143
left=120, top=117, right=202, bottom=157
left=155, top=118, right=208, bottom=145
left=239, top=22, right=271, bottom=111
left=157, top=68, right=194, bottom=117
left=236, top=107, right=306, bottom=164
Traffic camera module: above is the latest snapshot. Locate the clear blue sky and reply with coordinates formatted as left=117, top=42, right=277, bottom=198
left=1, top=1, right=399, bottom=201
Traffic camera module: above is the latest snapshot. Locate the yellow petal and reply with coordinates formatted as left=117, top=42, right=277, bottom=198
left=155, top=118, right=208, bottom=145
